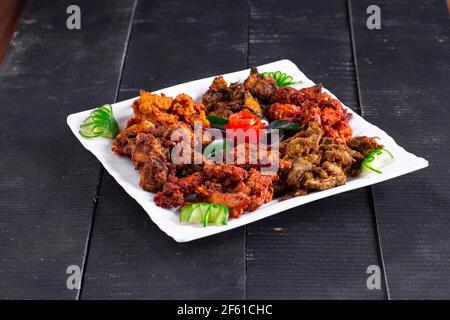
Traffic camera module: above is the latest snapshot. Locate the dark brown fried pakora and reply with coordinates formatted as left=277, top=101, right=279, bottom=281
left=202, top=76, right=267, bottom=119
left=244, top=67, right=278, bottom=103
left=131, top=133, right=170, bottom=193
left=112, top=120, right=155, bottom=156
left=279, top=123, right=380, bottom=196
left=202, top=76, right=246, bottom=118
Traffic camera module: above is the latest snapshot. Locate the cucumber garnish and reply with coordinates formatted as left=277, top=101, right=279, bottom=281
left=361, top=148, right=394, bottom=175
left=79, top=104, right=119, bottom=139
left=180, top=203, right=229, bottom=227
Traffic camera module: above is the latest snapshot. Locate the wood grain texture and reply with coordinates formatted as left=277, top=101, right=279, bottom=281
left=245, top=0, right=386, bottom=299
left=0, top=0, right=135, bottom=299
left=350, top=0, right=450, bottom=299
left=80, top=0, right=248, bottom=299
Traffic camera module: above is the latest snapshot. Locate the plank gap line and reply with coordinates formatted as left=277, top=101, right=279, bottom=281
left=346, top=0, right=390, bottom=300
left=76, top=0, right=139, bottom=300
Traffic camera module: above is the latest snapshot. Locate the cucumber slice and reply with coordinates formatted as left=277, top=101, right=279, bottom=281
left=208, top=204, right=229, bottom=225
left=207, top=204, right=220, bottom=223
left=180, top=203, right=198, bottom=223
left=179, top=203, right=229, bottom=227
left=202, top=205, right=211, bottom=227
left=220, top=206, right=229, bottom=225
left=187, top=203, right=204, bottom=223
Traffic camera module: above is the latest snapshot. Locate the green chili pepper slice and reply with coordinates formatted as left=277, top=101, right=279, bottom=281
left=361, top=148, right=394, bottom=175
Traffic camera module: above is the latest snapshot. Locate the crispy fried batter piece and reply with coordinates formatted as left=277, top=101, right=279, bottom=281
left=202, top=70, right=270, bottom=119
left=320, top=137, right=364, bottom=175
left=131, top=133, right=170, bottom=193
left=269, top=84, right=353, bottom=144
left=114, top=90, right=199, bottom=157
left=112, top=120, right=156, bottom=156
left=317, top=92, right=352, bottom=144
left=153, top=178, right=184, bottom=208
left=243, top=169, right=278, bottom=212
left=197, top=164, right=277, bottom=218
left=202, top=76, right=244, bottom=118
left=345, top=136, right=383, bottom=176
left=198, top=191, right=251, bottom=218
left=281, top=125, right=323, bottom=191
left=268, top=101, right=321, bottom=126
left=347, top=136, right=383, bottom=157
left=303, top=161, right=346, bottom=191
left=224, top=143, right=281, bottom=174
left=136, top=90, right=173, bottom=111
left=132, top=90, right=178, bottom=125
left=280, top=125, right=345, bottom=194
left=292, top=83, right=323, bottom=103
left=114, top=90, right=206, bottom=196
left=131, top=90, right=209, bottom=128
left=169, top=93, right=210, bottom=127
left=202, top=76, right=265, bottom=118
left=268, top=103, right=303, bottom=121
left=280, top=124, right=323, bottom=160
left=244, top=91, right=264, bottom=118
left=272, top=84, right=322, bottom=105
left=113, top=119, right=193, bottom=157
left=202, top=162, right=249, bottom=186
left=153, top=172, right=205, bottom=208
left=244, top=67, right=278, bottom=103
left=280, top=123, right=381, bottom=195
left=154, top=161, right=277, bottom=218
left=154, top=163, right=248, bottom=210
left=152, top=122, right=194, bottom=149
left=271, top=86, right=297, bottom=104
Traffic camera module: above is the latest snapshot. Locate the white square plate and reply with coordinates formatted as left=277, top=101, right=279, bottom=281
left=67, top=60, right=428, bottom=242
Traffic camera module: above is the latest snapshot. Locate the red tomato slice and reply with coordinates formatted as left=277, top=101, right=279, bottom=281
left=224, top=109, right=265, bottom=144
left=225, top=109, right=265, bottom=130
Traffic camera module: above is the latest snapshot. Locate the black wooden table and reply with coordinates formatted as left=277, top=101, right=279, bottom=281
left=0, top=0, right=449, bottom=300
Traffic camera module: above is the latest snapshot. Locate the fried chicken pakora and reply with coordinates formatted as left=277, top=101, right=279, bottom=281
left=279, top=124, right=382, bottom=196
left=269, top=83, right=353, bottom=144
left=112, top=67, right=384, bottom=221
left=244, top=67, right=278, bottom=103
left=202, top=74, right=265, bottom=118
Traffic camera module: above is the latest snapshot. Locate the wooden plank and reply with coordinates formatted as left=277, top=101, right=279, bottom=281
left=245, top=0, right=386, bottom=299
left=81, top=0, right=248, bottom=299
left=0, top=0, right=135, bottom=299
left=350, top=0, right=450, bottom=299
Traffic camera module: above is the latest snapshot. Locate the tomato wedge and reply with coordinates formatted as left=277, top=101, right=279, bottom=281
left=224, top=109, right=265, bottom=130
left=224, top=109, right=265, bottom=143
